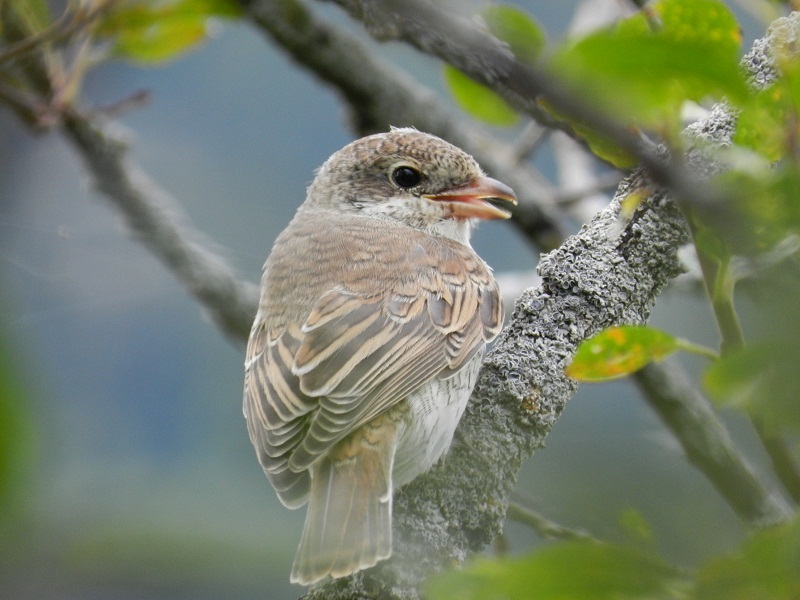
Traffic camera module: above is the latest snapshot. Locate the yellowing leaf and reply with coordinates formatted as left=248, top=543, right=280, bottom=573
left=566, top=325, right=679, bottom=381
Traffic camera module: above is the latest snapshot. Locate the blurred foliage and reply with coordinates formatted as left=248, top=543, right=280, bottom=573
left=445, top=0, right=800, bottom=597
left=694, top=515, right=800, bottom=599
left=443, top=4, right=544, bottom=126
left=3, top=0, right=53, bottom=34
left=443, top=64, right=520, bottom=126
left=96, top=0, right=242, bottom=64
left=482, top=4, right=546, bottom=65
left=427, top=540, right=687, bottom=600
left=705, top=258, right=800, bottom=433
left=428, top=515, right=800, bottom=600
left=0, top=324, right=33, bottom=527
left=551, top=0, right=746, bottom=128
left=0, top=0, right=241, bottom=124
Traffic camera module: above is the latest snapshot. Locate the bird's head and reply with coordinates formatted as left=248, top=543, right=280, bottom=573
left=303, top=128, right=517, bottom=241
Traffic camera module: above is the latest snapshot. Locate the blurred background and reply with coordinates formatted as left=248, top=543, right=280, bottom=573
left=0, top=2, right=774, bottom=599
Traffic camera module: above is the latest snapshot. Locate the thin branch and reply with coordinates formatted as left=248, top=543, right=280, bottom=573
left=60, top=112, right=259, bottom=343
left=506, top=502, right=594, bottom=542
left=634, top=360, right=794, bottom=525
left=1, top=3, right=794, bottom=599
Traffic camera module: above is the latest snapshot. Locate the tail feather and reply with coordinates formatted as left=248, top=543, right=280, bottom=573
left=290, top=418, right=397, bottom=585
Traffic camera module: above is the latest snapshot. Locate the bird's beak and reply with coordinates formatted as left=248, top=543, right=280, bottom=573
left=422, top=176, right=517, bottom=220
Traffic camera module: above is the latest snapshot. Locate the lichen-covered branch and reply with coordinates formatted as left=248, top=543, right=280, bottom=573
left=296, top=13, right=800, bottom=598
left=1, top=3, right=794, bottom=598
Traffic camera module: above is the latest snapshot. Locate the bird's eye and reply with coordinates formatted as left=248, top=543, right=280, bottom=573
left=391, top=166, right=422, bottom=189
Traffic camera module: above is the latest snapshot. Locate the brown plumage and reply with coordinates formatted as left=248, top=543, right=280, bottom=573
left=243, top=128, right=516, bottom=585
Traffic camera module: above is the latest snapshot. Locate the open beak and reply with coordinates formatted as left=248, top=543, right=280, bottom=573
left=422, top=176, right=517, bottom=220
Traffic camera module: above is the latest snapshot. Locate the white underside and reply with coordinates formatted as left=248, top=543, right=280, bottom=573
left=392, top=348, right=484, bottom=488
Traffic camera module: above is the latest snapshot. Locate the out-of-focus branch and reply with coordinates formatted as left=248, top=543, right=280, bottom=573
left=678, top=22, right=800, bottom=505
left=506, top=502, right=594, bottom=542
left=61, top=113, right=259, bottom=343
left=2, top=3, right=796, bottom=599
left=1, top=3, right=260, bottom=342
left=634, top=360, right=794, bottom=525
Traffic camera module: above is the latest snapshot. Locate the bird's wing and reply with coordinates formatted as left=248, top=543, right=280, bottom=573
left=244, top=233, right=502, bottom=507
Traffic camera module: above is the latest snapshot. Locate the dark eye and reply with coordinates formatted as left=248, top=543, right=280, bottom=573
left=391, top=166, right=421, bottom=189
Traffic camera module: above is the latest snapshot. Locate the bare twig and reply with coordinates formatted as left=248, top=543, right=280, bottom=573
left=506, top=502, right=594, bottom=541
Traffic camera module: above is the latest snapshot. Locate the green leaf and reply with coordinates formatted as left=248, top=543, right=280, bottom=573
left=693, top=516, right=800, bottom=600
left=97, top=0, right=241, bottom=65
left=734, top=83, right=794, bottom=162
left=704, top=342, right=800, bottom=433
left=566, top=325, right=679, bottom=381
left=443, top=65, right=519, bottom=126
left=426, top=541, right=685, bottom=600
left=547, top=0, right=747, bottom=151
left=704, top=161, right=800, bottom=257
left=482, top=5, right=545, bottom=65
left=618, top=508, right=654, bottom=544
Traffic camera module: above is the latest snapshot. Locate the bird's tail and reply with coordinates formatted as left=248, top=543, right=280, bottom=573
left=290, top=418, right=400, bottom=585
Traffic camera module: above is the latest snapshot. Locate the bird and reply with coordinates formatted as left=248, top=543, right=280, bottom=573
left=243, top=128, right=516, bottom=585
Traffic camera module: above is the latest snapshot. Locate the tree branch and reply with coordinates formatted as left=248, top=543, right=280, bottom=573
left=506, top=502, right=594, bottom=542
left=3, top=3, right=794, bottom=598
left=634, top=360, right=794, bottom=525
left=61, top=113, right=259, bottom=343
left=293, top=13, right=800, bottom=597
